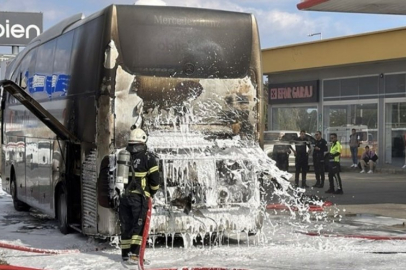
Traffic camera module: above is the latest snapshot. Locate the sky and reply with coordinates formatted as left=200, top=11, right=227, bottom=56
left=2, top=0, right=406, bottom=54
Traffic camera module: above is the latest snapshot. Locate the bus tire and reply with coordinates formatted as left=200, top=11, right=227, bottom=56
left=10, top=174, right=30, bottom=212
left=57, top=188, right=69, bottom=234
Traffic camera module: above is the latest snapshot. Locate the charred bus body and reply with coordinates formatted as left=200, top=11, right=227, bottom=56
left=0, top=5, right=264, bottom=238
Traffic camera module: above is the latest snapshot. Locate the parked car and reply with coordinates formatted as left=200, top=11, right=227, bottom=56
left=263, top=130, right=316, bottom=170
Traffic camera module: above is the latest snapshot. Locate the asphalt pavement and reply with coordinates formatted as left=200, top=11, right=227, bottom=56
left=287, top=167, right=406, bottom=219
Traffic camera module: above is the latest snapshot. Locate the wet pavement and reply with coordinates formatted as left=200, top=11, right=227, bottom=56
left=1, top=174, right=406, bottom=269
left=276, top=169, right=406, bottom=237
left=300, top=170, right=406, bottom=206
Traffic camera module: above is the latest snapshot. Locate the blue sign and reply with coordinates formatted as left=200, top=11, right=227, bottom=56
left=27, top=73, right=69, bottom=98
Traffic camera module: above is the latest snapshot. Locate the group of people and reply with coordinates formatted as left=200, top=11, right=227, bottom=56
left=304, top=130, right=343, bottom=194
left=272, top=130, right=344, bottom=194
left=349, top=128, right=378, bottom=173
left=272, top=129, right=379, bottom=195
left=119, top=127, right=383, bottom=264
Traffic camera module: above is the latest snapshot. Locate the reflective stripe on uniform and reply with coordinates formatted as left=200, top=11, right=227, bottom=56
left=131, top=240, right=141, bottom=245
left=121, top=239, right=132, bottom=244
left=142, top=177, right=146, bottom=190
left=120, top=239, right=132, bottom=249
left=129, top=172, right=147, bottom=177
left=120, top=244, right=131, bottom=249
left=129, top=190, right=151, bottom=197
left=148, top=166, right=158, bottom=174
left=127, top=167, right=157, bottom=197
left=131, top=235, right=142, bottom=245
left=131, top=235, right=142, bottom=240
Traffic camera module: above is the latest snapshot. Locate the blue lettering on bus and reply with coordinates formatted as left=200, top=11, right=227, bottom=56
left=53, top=74, right=69, bottom=97
left=28, top=74, right=46, bottom=94
left=27, top=73, right=70, bottom=98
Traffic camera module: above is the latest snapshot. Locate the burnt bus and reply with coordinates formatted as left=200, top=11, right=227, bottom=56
left=0, top=4, right=264, bottom=238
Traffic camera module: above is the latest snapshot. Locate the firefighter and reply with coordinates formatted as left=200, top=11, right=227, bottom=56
left=119, top=128, right=160, bottom=264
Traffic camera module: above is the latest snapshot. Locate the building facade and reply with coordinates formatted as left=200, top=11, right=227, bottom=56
left=262, top=27, right=406, bottom=167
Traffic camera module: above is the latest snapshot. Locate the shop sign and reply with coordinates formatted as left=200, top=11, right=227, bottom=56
left=0, top=11, right=43, bottom=46
left=269, top=80, right=319, bottom=104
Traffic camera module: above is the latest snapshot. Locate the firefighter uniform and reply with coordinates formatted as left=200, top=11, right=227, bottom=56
left=119, top=130, right=160, bottom=262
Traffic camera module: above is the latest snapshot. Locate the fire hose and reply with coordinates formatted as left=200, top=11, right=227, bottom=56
left=266, top=201, right=333, bottom=212
left=0, top=241, right=79, bottom=270
left=0, top=241, right=79, bottom=255
left=0, top=241, right=249, bottom=270
left=0, top=265, right=44, bottom=270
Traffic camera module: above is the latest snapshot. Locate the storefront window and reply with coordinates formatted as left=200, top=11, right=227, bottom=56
left=323, top=103, right=378, bottom=162
left=385, top=102, right=406, bottom=167
left=323, top=76, right=379, bottom=101
left=271, top=107, right=317, bottom=134
left=385, top=74, right=406, bottom=97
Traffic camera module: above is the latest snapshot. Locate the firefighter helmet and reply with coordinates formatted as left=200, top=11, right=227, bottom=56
left=129, top=128, right=147, bottom=144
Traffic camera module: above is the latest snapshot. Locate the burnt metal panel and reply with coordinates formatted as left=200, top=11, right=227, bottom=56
left=69, top=16, right=105, bottom=96
left=115, top=5, right=252, bottom=79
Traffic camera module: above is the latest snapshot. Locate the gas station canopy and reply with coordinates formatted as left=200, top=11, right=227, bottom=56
left=297, top=0, right=406, bottom=15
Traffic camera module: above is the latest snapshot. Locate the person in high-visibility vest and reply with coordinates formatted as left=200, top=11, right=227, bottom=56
left=119, top=128, right=160, bottom=264
left=325, top=133, right=343, bottom=194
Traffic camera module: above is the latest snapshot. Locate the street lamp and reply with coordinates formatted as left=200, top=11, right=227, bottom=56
left=308, top=32, right=322, bottom=40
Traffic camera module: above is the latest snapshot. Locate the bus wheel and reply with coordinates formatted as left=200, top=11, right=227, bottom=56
left=10, top=174, right=30, bottom=212
left=57, top=188, right=69, bottom=234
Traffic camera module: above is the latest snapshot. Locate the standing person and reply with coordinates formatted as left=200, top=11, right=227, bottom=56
left=325, top=133, right=343, bottom=194
left=313, top=131, right=328, bottom=188
left=360, top=145, right=378, bottom=173
left=119, top=128, right=160, bottom=264
left=290, top=130, right=311, bottom=188
left=349, top=128, right=360, bottom=168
